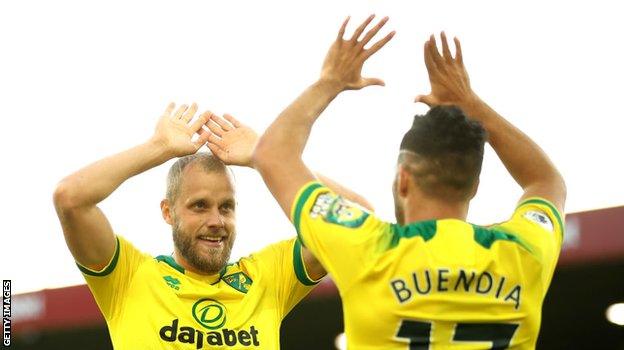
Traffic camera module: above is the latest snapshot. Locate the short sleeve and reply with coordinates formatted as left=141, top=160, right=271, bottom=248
left=250, top=238, right=320, bottom=318
left=77, top=235, right=149, bottom=321
left=289, top=182, right=390, bottom=292
left=492, top=197, right=565, bottom=286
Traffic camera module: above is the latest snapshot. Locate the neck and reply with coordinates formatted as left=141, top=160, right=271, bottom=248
left=172, top=251, right=220, bottom=276
left=402, top=195, right=469, bottom=225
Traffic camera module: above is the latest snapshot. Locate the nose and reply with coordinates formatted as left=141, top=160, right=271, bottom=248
left=204, top=207, right=225, bottom=229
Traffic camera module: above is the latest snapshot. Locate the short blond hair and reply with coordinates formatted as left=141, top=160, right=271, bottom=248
left=166, top=153, right=232, bottom=203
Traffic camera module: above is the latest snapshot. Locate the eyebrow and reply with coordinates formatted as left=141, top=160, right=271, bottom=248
left=221, top=198, right=236, bottom=206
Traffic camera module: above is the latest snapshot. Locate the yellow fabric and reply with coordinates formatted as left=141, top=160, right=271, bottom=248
left=292, top=182, right=563, bottom=349
left=80, top=236, right=315, bottom=349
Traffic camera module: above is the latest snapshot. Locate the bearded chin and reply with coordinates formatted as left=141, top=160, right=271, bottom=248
left=172, top=225, right=233, bottom=274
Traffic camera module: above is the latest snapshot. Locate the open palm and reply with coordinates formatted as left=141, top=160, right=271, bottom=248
left=153, top=103, right=211, bottom=157
left=200, top=113, right=258, bottom=167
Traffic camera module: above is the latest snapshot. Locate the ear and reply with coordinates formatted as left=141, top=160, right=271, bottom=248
left=398, top=165, right=411, bottom=197
left=468, top=177, right=480, bottom=200
left=161, top=199, right=174, bottom=225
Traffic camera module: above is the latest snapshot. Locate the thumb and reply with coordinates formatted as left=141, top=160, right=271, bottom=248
left=362, top=77, right=386, bottom=88
left=414, top=94, right=435, bottom=106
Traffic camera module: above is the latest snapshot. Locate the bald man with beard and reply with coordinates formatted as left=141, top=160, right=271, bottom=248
left=53, top=103, right=371, bottom=349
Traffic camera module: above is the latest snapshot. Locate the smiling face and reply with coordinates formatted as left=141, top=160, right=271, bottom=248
left=162, top=162, right=237, bottom=275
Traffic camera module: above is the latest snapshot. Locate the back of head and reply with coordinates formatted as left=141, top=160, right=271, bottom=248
left=166, top=153, right=231, bottom=204
left=399, top=105, right=486, bottom=202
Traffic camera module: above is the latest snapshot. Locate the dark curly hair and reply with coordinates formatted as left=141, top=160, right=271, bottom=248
left=399, top=105, right=487, bottom=201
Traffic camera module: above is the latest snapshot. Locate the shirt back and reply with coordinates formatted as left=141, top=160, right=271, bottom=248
left=292, top=182, right=564, bottom=349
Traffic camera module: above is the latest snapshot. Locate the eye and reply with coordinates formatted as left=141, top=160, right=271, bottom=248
left=193, top=200, right=207, bottom=209
left=219, top=202, right=235, bottom=213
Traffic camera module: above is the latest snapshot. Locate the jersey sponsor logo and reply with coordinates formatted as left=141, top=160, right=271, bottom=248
left=523, top=210, right=554, bottom=232
left=310, top=192, right=369, bottom=228
left=164, top=276, right=181, bottom=290
left=192, top=299, right=226, bottom=330
left=158, top=298, right=261, bottom=348
left=389, top=268, right=522, bottom=309
left=159, top=319, right=260, bottom=348
left=223, top=272, right=253, bottom=294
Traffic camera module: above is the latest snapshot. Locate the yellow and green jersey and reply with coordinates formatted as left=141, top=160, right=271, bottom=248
left=292, top=182, right=564, bottom=349
left=78, top=236, right=319, bottom=349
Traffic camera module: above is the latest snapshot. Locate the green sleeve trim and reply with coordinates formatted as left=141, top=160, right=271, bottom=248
left=76, top=236, right=121, bottom=277
left=473, top=225, right=533, bottom=254
left=517, top=198, right=565, bottom=237
left=292, top=182, right=324, bottom=248
left=292, top=239, right=321, bottom=286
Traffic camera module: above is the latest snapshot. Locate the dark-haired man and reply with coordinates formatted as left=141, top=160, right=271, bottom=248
left=53, top=104, right=370, bottom=349
left=253, top=16, right=566, bottom=349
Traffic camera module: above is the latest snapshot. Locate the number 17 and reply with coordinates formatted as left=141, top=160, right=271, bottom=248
left=396, top=320, right=519, bottom=349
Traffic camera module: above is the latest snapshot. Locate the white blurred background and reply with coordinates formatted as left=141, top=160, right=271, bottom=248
left=1, top=0, right=622, bottom=293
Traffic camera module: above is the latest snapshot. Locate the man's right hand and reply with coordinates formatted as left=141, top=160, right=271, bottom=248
left=54, top=102, right=212, bottom=271
left=151, top=102, right=212, bottom=157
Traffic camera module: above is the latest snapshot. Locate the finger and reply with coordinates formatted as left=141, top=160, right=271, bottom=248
left=181, top=103, right=198, bottom=123
left=337, top=16, right=350, bottom=40
left=423, top=40, right=439, bottom=76
left=362, top=77, right=385, bottom=87
left=454, top=37, right=463, bottom=65
left=194, top=128, right=212, bottom=147
left=163, top=102, right=175, bottom=117
left=363, top=30, right=395, bottom=59
left=223, top=113, right=242, bottom=128
left=440, top=32, right=452, bottom=61
left=205, top=130, right=223, bottom=147
left=190, top=111, right=211, bottom=133
left=210, top=114, right=233, bottom=132
left=414, top=94, right=435, bottom=106
left=428, top=35, right=444, bottom=69
left=174, top=104, right=188, bottom=120
left=350, top=14, right=375, bottom=42
left=205, top=120, right=224, bottom=137
left=206, top=141, right=227, bottom=160
left=359, top=16, right=389, bottom=47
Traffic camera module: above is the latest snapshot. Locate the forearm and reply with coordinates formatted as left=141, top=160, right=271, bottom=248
left=253, top=80, right=343, bottom=216
left=255, top=79, right=342, bottom=164
left=54, top=139, right=173, bottom=210
left=460, top=97, right=565, bottom=195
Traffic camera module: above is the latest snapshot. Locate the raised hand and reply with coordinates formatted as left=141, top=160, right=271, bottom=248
left=320, top=15, right=395, bottom=91
left=200, top=113, right=258, bottom=167
left=151, top=103, right=211, bottom=157
left=415, top=32, right=477, bottom=107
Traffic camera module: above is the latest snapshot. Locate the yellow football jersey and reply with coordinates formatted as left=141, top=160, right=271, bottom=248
left=78, top=236, right=319, bottom=349
left=292, top=182, right=564, bottom=349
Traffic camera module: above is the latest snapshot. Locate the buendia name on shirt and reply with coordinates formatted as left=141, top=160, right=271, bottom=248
left=390, top=268, right=522, bottom=309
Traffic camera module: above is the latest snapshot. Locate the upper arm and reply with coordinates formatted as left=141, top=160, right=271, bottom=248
left=252, top=239, right=321, bottom=317
left=290, top=182, right=387, bottom=290
left=495, top=197, right=565, bottom=283
left=518, top=177, right=567, bottom=214
left=315, top=173, right=374, bottom=211
left=255, top=156, right=317, bottom=219
left=79, top=236, right=148, bottom=320
left=302, top=173, right=375, bottom=280
left=53, top=181, right=116, bottom=271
